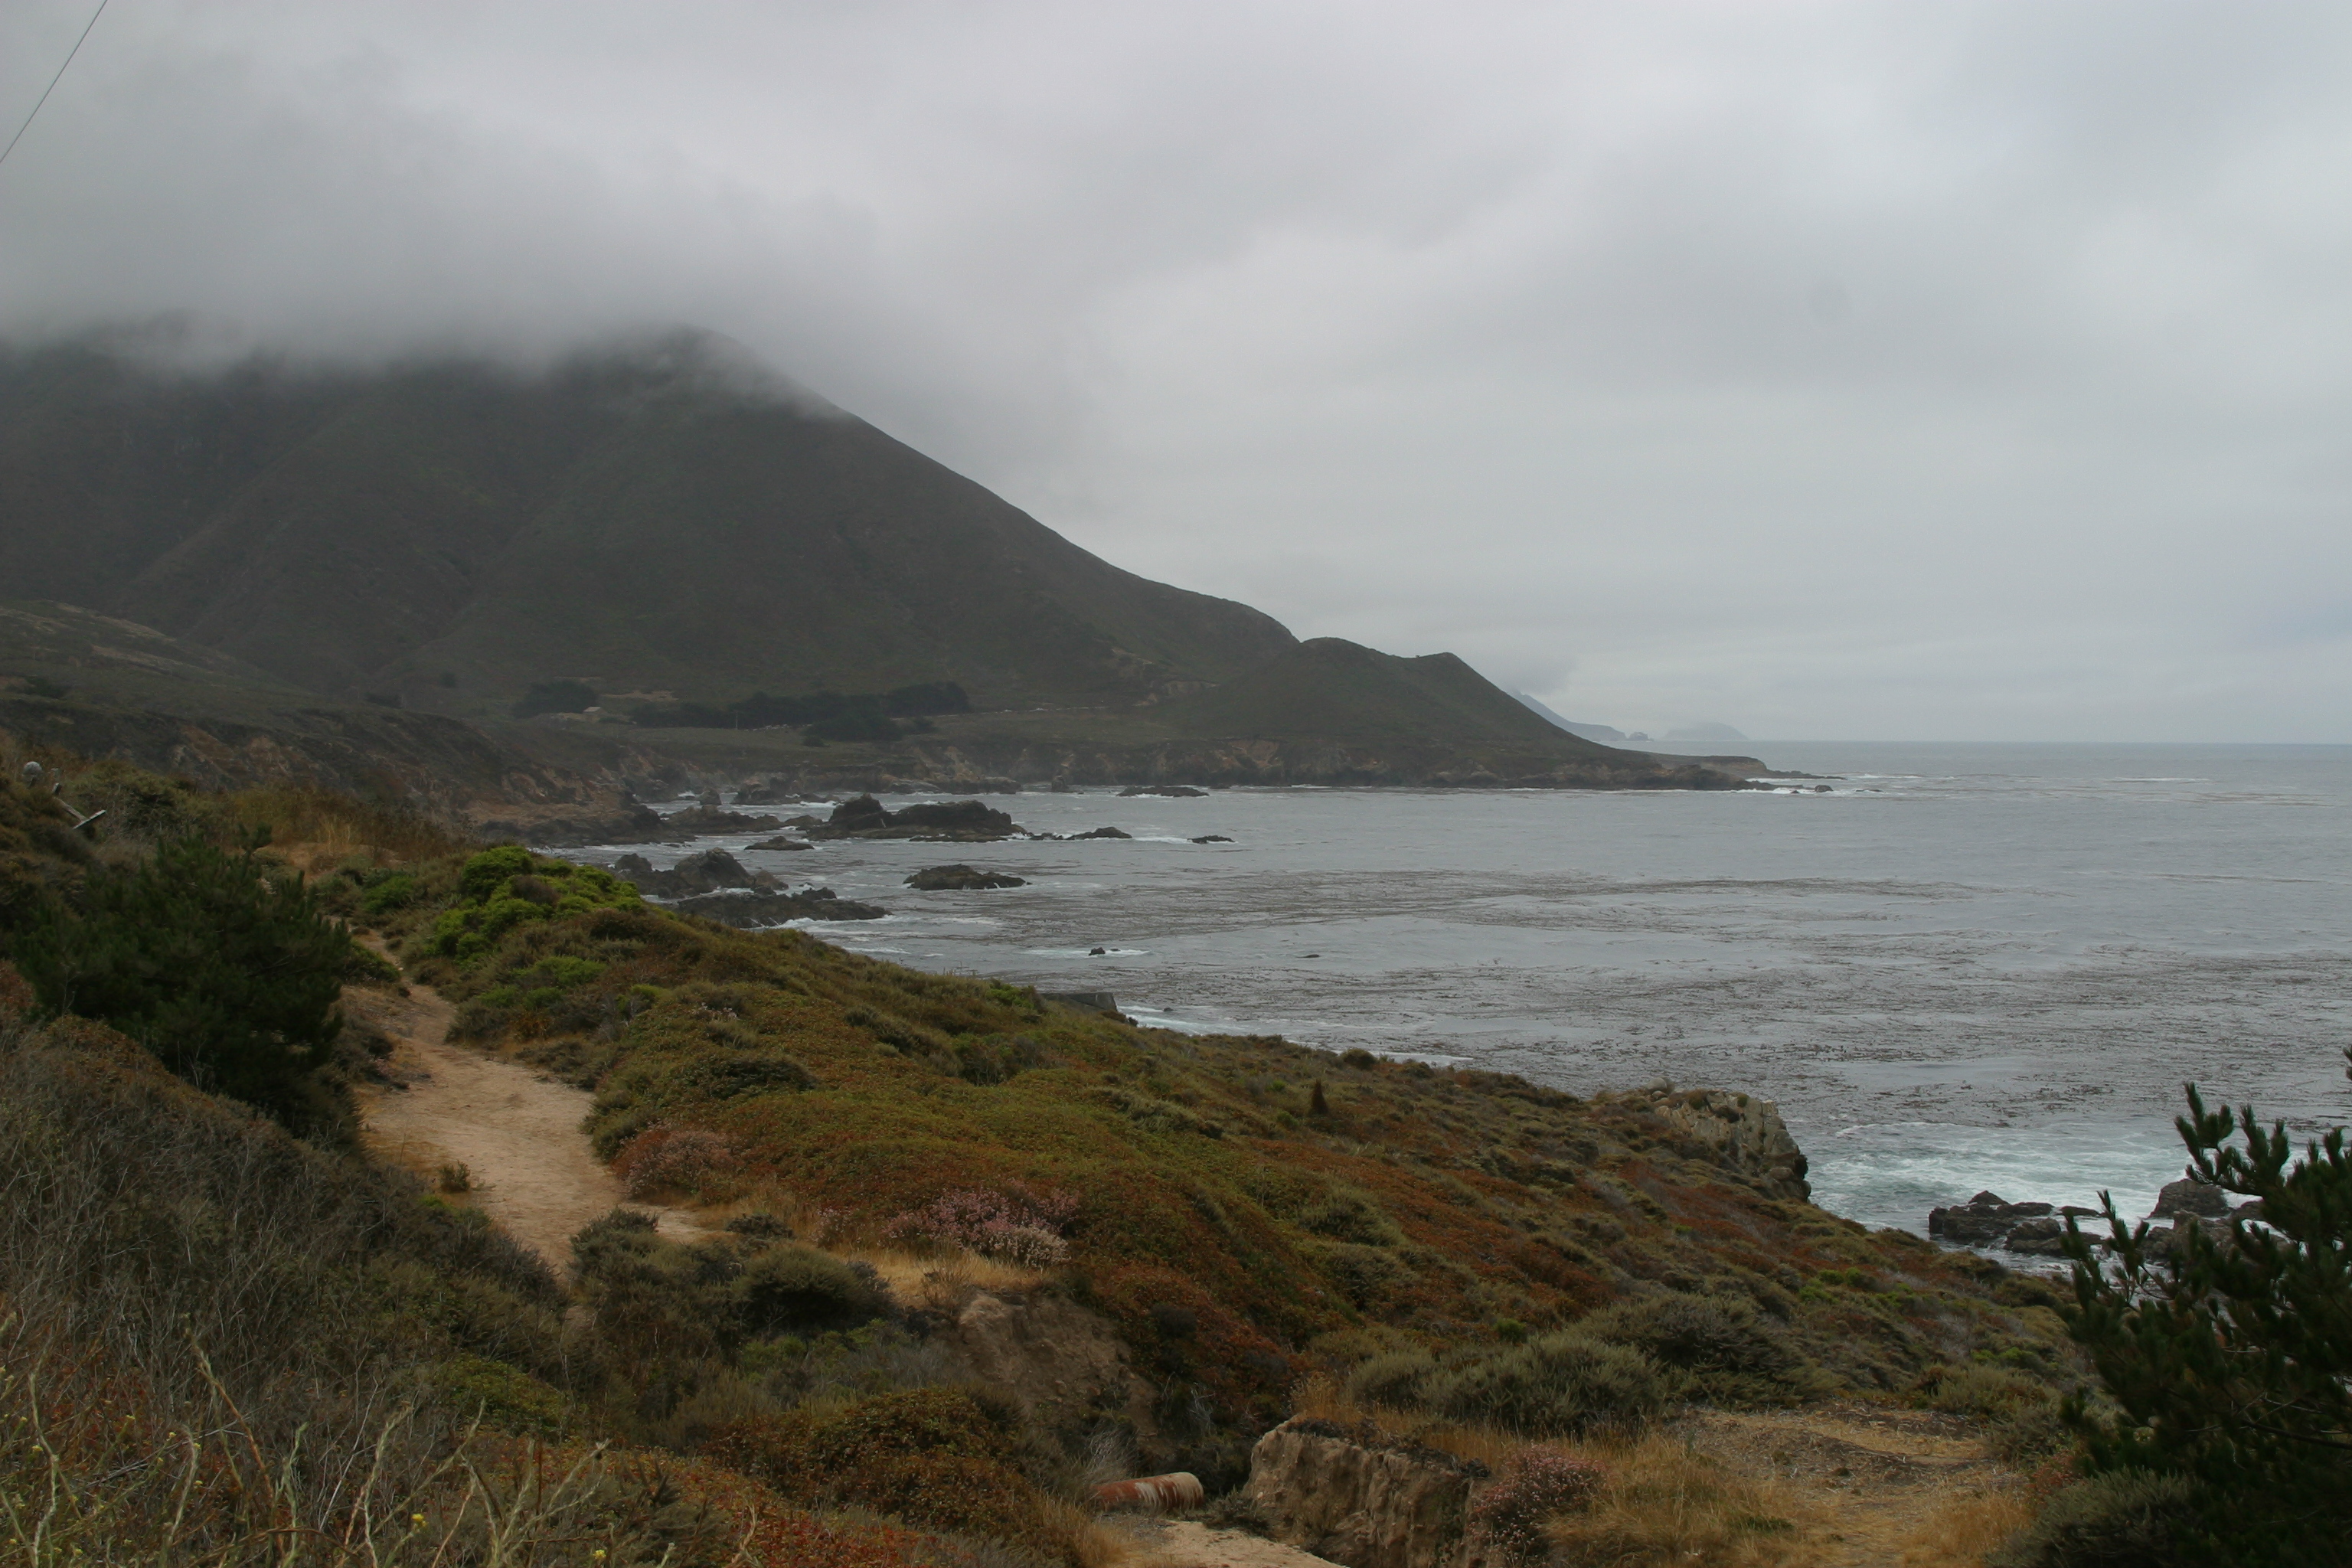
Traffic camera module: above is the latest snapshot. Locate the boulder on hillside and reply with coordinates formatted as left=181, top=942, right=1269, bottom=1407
left=732, top=780, right=804, bottom=806
left=906, top=864, right=1028, bottom=890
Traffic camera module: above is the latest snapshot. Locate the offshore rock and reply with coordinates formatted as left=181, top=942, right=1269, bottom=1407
left=1243, top=1417, right=1487, bottom=1568
left=670, top=887, right=887, bottom=926
left=1638, top=1086, right=1811, bottom=1202
left=906, top=864, right=1028, bottom=890
left=2151, top=1178, right=2230, bottom=1219
left=1927, top=1193, right=2058, bottom=1247
left=1119, top=785, right=1207, bottom=797
left=808, top=794, right=1023, bottom=841
left=611, top=849, right=776, bottom=897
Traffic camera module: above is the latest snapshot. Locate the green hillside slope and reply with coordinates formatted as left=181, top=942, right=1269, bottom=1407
left=0, top=332, right=1295, bottom=712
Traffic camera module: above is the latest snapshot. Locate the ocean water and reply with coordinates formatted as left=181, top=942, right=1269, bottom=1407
left=564, top=743, right=2352, bottom=1240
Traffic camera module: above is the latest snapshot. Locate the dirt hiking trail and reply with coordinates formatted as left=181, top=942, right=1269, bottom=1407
left=1684, top=1401, right=2025, bottom=1566
left=348, top=966, right=704, bottom=1270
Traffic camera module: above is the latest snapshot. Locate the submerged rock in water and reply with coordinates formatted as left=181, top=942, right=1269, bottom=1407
left=748, top=835, right=813, bottom=851
left=671, top=887, right=887, bottom=926
left=1119, top=785, right=1206, bottom=798
left=1191, top=835, right=1233, bottom=844
left=905, top=864, right=1028, bottom=890
left=661, top=805, right=785, bottom=836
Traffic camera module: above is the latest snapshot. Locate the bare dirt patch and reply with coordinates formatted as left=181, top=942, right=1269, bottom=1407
left=348, top=973, right=706, bottom=1270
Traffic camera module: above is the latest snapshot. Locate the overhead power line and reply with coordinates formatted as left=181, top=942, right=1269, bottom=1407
left=1, top=0, right=109, bottom=171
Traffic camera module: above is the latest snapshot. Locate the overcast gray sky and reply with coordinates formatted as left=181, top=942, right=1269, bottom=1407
left=5, top=1, right=2347, bottom=740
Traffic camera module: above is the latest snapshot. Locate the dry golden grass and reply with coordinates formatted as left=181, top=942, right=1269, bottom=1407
left=1287, top=1374, right=1527, bottom=1470
left=226, top=784, right=469, bottom=867
left=1292, top=1376, right=2037, bottom=1568
left=1544, top=1433, right=1822, bottom=1568
left=843, top=1246, right=1056, bottom=1311
left=1036, top=1497, right=1138, bottom=1568
left=1896, top=1488, right=2035, bottom=1566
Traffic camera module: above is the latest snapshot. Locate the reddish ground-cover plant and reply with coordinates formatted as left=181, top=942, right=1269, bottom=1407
left=881, top=1183, right=1078, bottom=1269
left=614, top=1120, right=743, bottom=1198
left=1469, top=1448, right=1609, bottom=1565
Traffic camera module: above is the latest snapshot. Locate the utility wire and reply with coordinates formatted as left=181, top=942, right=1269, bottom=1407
left=1, top=0, right=109, bottom=171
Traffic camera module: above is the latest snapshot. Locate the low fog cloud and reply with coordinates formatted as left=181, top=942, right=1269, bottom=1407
left=5, top=0, right=2348, bottom=740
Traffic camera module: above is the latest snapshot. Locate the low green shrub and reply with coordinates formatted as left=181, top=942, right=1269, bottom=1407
left=1582, top=1291, right=1812, bottom=1405
left=427, top=849, right=640, bottom=961
left=361, top=871, right=420, bottom=915
left=1988, top=1471, right=2200, bottom=1567
left=1430, top=1331, right=1668, bottom=1437
left=1346, top=1348, right=1443, bottom=1410
left=737, top=1246, right=890, bottom=1334
left=9, top=835, right=355, bottom=1118
left=430, top=1353, right=571, bottom=1436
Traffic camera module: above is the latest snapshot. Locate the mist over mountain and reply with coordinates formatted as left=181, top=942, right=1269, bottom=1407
left=0, top=331, right=1294, bottom=714
left=0, top=328, right=1745, bottom=789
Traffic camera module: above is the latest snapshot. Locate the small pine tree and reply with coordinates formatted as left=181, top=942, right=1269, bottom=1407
left=10, top=834, right=354, bottom=1115
left=2059, top=1055, right=2352, bottom=1566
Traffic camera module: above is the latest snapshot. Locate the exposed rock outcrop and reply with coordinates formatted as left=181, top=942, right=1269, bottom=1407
left=1243, top=1418, right=1486, bottom=1568
left=1635, top=1086, right=1811, bottom=1202
left=948, top=1289, right=1153, bottom=1438
left=1120, top=785, right=1207, bottom=798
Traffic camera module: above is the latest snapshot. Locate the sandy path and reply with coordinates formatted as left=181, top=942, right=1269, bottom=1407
left=350, top=972, right=705, bottom=1270
left=1112, top=1519, right=1343, bottom=1568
